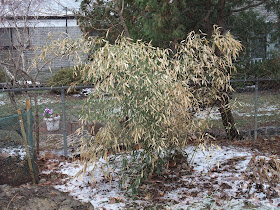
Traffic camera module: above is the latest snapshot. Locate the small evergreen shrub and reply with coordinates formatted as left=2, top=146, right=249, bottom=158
left=251, top=58, right=280, bottom=78
left=48, top=67, right=81, bottom=86
left=0, top=69, right=6, bottom=83
left=47, top=67, right=84, bottom=93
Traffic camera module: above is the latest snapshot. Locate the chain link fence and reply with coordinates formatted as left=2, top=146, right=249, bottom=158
left=0, top=99, right=39, bottom=185
left=206, top=78, right=280, bottom=139
left=0, top=86, right=93, bottom=158
left=0, top=79, right=279, bottom=158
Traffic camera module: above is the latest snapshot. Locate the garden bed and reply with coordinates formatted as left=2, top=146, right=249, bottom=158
left=36, top=135, right=280, bottom=209
left=1, top=134, right=280, bottom=209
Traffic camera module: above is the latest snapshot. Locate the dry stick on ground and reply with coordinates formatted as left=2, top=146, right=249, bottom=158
left=5, top=193, right=18, bottom=210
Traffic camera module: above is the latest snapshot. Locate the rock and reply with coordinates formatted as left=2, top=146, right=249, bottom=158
left=221, top=182, right=232, bottom=189
left=0, top=153, right=9, bottom=159
left=0, top=130, right=22, bottom=147
left=266, top=126, right=277, bottom=136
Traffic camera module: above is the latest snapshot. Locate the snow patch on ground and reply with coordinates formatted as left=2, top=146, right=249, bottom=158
left=0, top=146, right=26, bottom=160
left=196, top=104, right=279, bottom=120
left=185, top=145, right=251, bottom=173
left=195, top=108, right=221, bottom=120
left=52, top=158, right=127, bottom=209
left=36, top=98, right=60, bottom=105
left=80, top=88, right=95, bottom=96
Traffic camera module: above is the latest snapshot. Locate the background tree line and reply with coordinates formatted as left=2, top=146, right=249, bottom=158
left=76, top=0, right=280, bottom=77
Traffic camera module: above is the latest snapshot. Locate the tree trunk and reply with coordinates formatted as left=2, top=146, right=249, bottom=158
left=216, top=0, right=242, bottom=140
left=33, top=94, right=40, bottom=154
left=114, top=0, right=130, bottom=37
left=218, top=97, right=242, bottom=140
left=8, top=92, right=18, bottom=111
left=7, top=77, right=18, bottom=111
left=217, top=0, right=226, bottom=29
left=205, top=0, right=212, bottom=39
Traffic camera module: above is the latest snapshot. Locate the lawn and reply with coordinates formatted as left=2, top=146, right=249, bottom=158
left=200, top=90, right=280, bottom=132
left=0, top=91, right=86, bottom=122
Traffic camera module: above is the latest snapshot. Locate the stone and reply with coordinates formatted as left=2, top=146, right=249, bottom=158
left=39, top=179, right=47, bottom=184
left=24, top=198, right=57, bottom=210
left=257, top=128, right=266, bottom=136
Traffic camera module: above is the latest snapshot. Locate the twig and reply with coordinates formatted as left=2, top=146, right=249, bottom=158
left=5, top=192, right=18, bottom=210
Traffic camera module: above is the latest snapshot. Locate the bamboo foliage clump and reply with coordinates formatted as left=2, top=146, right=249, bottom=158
left=38, top=27, right=242, bottom=193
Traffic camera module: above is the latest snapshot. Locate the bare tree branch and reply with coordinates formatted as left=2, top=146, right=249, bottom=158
left=113, top=0, right=130, bottom=37
left=231, top=0, right=268, bottom=13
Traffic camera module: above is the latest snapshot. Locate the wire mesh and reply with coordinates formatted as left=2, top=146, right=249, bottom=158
left=0, top=107, right=38, bottom=185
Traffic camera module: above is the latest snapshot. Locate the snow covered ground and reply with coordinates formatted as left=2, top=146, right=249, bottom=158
left=40, top=145, right=280, bottom=209
left=196, top=105, right=280, bottom=121
left=0, top=146, right=26, bottom=160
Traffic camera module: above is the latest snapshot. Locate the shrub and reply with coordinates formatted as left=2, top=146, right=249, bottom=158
left=0, top=68, right=6, bottom=83
left=38, top=26, right=242, bottom=193
left=47, top=67, right=84, bottom=93
left=75, top=27, right=242, bottom=193
left=234, top=57, right=280, bottom=90
left=48, top=67, right=81, bottom=86
left=235, top=56, right=280, bottom=78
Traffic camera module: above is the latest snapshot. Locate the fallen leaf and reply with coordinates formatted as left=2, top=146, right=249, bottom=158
left=109, top=197, right=124, bottom=204
left=49, top=191, right=58, bottom=196
left=168, top=161, right=176, bottom=168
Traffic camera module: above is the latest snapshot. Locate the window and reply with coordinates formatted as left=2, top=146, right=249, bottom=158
left=251, top=36, right=267, bottom=60
left=0, top=27, right=31, bottom=49
left=0, top=28, right=12, bottom=48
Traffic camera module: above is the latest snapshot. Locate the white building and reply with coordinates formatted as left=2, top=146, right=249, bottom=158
left=0, top=0, right=82, bottom=82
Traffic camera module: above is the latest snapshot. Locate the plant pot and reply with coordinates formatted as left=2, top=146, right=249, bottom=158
left=44, top=116, right=60, bottom=131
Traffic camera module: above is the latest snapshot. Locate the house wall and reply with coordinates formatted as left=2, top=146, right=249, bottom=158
left=0, top=24, right=83, bottom=82
left=28, top=26, right=83, bottom=82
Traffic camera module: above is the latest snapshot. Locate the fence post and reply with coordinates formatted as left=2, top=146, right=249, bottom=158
left=254, top=77, right=259, bottom=140
left=17, top=109, right=36, bottom=184
left=61, top=88, right=68, bottom=157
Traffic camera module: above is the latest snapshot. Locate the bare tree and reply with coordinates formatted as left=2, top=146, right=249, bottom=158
left=0, top=0, right=43, bottom=91
left=0, top=0, right=65, bottom=153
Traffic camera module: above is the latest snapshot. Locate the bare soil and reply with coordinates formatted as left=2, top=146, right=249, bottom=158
left=0, top=184, right=93, bottom=210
